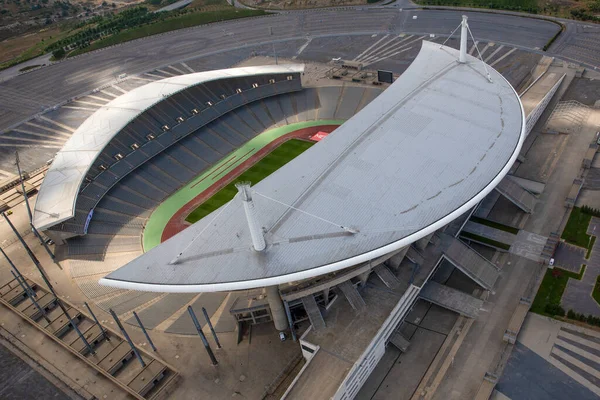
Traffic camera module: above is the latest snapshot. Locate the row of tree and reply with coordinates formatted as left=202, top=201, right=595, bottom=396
left=47, top=6, right=171, bottom=56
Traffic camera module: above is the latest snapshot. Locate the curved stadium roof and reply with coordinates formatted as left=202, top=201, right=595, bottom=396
left=32, top=64, right=304, bottom=231
left=99, top=41, right=526, bottom=292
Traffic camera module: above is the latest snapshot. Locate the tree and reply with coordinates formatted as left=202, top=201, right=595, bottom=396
left=52, top=48, right=66, bottom=59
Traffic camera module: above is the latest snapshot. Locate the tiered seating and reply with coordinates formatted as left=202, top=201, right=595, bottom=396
left=64, top=83, right=386, bottom=334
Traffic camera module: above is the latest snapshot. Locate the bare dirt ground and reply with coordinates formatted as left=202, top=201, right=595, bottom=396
left=0, top=27, right=61, bottom=64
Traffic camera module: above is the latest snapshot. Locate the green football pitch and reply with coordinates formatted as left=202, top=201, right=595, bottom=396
left=185, top=138, right=314, bottom=223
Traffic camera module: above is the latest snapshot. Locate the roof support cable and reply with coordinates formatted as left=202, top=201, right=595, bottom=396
left=251, top=189, right=359, bottom=234
left=467, top=25, right=493, bottom=83
left=439, top=22, right=462, bottom=49
left=168, top=196, right=236, bottom=265
left=440, top=17, right=493, bottom=83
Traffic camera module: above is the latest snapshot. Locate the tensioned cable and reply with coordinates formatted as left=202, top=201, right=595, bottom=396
left=467, top=25, right=493, bottom=83
left=251, top=189, right=359, bottom=234
left=440, top=20, right=493, bottom=83
left=440, top=23, right=462, bottom=48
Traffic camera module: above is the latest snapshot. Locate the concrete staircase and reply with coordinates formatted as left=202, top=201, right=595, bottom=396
left=373, top=264, right=401, bottom=289
left=441, top=235, right=500, bottom=290
left=495, top=178, right=536, bottom=213
left=338, top=280, right=366, bottom=312
left=419, top=281, right=483, bottom=319
left=302, top=295, right=326, bottom=331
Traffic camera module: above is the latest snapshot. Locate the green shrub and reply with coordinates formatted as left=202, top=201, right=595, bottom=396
left=545, top=303, right=565, bottom=317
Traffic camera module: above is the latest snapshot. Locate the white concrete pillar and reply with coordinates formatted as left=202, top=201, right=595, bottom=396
left=236, top=183, right=266, bottom=252
left=323, top=288, right=330, bottom=306
left=266, top=286, right=288, bottom=331
left=459, top=15, right=468, bottom=64
left=358, top=271, right=371, bottom=287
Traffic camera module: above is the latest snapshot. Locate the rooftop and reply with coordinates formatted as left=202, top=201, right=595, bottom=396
left=100, top=41, right=525, bottom=292
left=32, top=65, right=304, bottom=231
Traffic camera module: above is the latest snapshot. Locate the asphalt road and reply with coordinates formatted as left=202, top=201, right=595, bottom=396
left=0, top=8, right=562, bottom=132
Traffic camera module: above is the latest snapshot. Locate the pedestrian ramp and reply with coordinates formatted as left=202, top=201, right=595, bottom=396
left=302, top=294, right=326, bottom=331
left=373, top=264, right=401, bottom=289
left=419, top=281, right=483, bottom=319
left=441, top=234, right=500, bottom=290
left=338, top=280, right=366, bottom=312
left=495, top=177, right=536, bottom=213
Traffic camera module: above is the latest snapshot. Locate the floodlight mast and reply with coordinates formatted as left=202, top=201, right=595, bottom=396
left=459, top=15, right=468, bottom=64
left=236, top=182, right=266, bottom=252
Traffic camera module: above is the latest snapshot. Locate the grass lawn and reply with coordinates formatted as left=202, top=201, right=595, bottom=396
left=0, top=26, right=76, bottom=70
left=531, top=265, right=586, bottom=316
left=562, top=207, right=592, bottom=249
left=185, top=139, right=313, bottom=223
left=459, top=231, right=511, bottom=250
left=470, top=216, right=519, bottom=235
left=68, top=8, right=266, bottom=58
left=594, top=275, right=600, bottom=306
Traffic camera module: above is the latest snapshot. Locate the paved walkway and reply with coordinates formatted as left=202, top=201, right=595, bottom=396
left=561, top=217, right=600, bottom=316
left=462, top=221, right=518, bottom=246
left=497, top=313, right=600, bottom=399
left=0, top=341, right=70, bottom=400
left=509, top=230, right=547, bottom=262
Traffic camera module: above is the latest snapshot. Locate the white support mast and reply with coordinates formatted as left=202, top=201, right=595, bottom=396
left=236, top=182, right=266, bottom=252
left=459, top=15, right=468, bottom=64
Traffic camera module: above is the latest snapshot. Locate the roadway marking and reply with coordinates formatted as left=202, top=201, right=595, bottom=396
left=293, top=38, right=312, bottom=60
left=490, top=47, right=517, bottom=67
left=167, top=65, right=186, bottom=75
left=129, top=75, right=157, bottom=82
left=484, top=45, right=505, bottom=63
left=0, top=143, right=62, bottom=149
left=180, top=62, right=195, bottom=73
left=361, top=35, right=423, bottom=64
left=100, top=90, right=119, bottom=98
left=552, top=347, right=600, bottom=381
left=39, top=115, right=76, bottom=133
left=85, top=95, right=112, bottom=103
left=358, top=35, right=407, bottom=63
left=24, top=122, right=72, bottom=139
left=477, top=43, right=493, bottom=59
left=363, top=47, right=413, bottom=67
left=142, top=73, right=166, bottom=80
left=353, top=34, right=390, bottom=61
left=468, top=41, right=479, bottom=55
left=156, top=69, right=177, bottom=77
left=0, top=134, right=66, bottom=145
left=62, top=106, right=97, bottom=111
left=362, top=35, right=424, bottom=66
left=111, top=85, right=129, bottom=94
left=72, top=100, right=105, bottom=107
left=555, top=338, right=600, bottom=365
left=155, top=293, right=202, bottom=331
left=549, top=353, right=600, bottom=396
left=12, top=128, right=68, bottom=141
left=558, top=331, right=600, bottom=351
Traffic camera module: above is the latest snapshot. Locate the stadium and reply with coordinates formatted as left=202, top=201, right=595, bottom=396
left=24, top=14, right=537, bottom=397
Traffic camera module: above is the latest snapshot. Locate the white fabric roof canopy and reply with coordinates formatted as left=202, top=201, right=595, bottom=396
left=32, top=65, right=304, bottom=231
left=100, top=41, right=526, bottom=293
